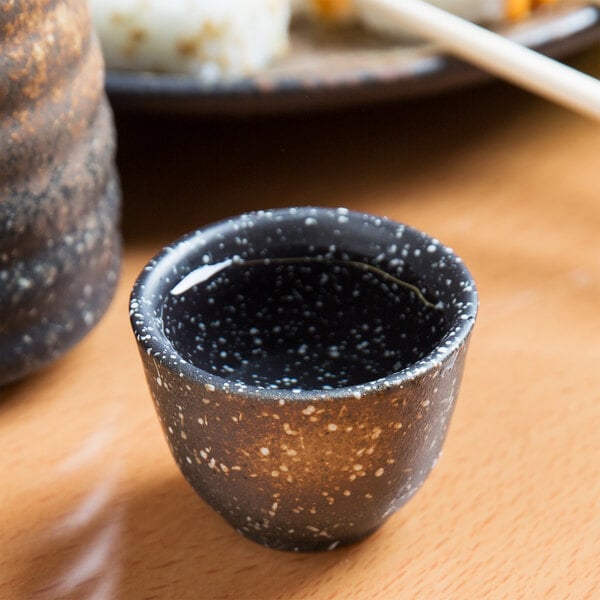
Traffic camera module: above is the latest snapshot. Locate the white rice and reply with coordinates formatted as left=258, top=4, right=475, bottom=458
left=90, top=0, right=291, bottom=82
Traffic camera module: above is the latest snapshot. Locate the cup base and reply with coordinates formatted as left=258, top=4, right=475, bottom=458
left=235, top=522, right=383, bottom=553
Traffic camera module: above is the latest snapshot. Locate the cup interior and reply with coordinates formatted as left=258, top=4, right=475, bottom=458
left=139, top=208, right=477, bottom=392
left=164, top=258, right=445, bottom=390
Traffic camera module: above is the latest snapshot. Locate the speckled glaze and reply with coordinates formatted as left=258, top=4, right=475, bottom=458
left=0, top=0, right=121, bottom=385
left=130, top=208, right=477, bottom=552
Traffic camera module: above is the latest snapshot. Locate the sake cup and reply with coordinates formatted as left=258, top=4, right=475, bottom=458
left=130, top=207, right=477, bottom=551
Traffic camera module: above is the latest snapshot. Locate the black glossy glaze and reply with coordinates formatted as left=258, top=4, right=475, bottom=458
left=163, top=259, right=446, bottom=390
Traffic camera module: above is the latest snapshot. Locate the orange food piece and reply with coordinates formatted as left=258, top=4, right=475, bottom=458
left=506, top=0, right=531, bottom=21
left=506, top=0, right=557, bottom=21
left=311, top=0, right=352, bottom=19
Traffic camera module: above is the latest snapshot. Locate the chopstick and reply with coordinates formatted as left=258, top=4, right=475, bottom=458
left=361, top=0, right=600, bottom=121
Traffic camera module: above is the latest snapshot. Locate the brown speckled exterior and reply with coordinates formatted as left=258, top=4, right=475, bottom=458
left=0, top=0, right=121, bottom=384
left=144, top=345, right=467, bottom=551
left=131, top=208, right=477, bottom=551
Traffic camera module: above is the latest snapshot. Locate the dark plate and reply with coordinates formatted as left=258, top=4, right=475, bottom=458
left=105, top=6, right=600, bottom=115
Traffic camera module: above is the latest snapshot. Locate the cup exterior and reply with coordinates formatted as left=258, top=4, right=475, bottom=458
left=135, top=339, right=470, bottom=551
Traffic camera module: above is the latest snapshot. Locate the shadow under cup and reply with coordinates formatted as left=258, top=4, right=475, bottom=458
left=130, top=207, right=478, bottom=551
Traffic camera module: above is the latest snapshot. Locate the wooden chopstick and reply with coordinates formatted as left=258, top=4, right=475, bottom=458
left=361, top=0, right=600, bottom=120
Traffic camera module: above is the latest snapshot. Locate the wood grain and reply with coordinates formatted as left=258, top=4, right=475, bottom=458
left=1, top=47, right=599, bottom=600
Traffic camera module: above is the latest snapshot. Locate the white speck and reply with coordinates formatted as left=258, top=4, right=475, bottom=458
left=328, top=541, right=340, bottom=551
left=302, top=405, right=316, bottom=415
left=375, top=467, right=384, bottom=477
left=353, top=464, right=363, bottom=471
left=414, top=249, right=421, bottom=257
left=427, top=244, right=437, bottom=253
left=186, top=456, right=192, bottom=464
left=327, top=345, right=340, bottom=358
left=156, top=377, right=162, bottom=387
left=205, top=383, right=215, bottom=392
left=260, top=447, right=270, bottom=456
left=305, top=217, right=317, bottom=226
left=352, top=391, right=362, bottom=400
left=283, top=423, right=298, bottom=435
left=327, top=423, right=338, bottom=432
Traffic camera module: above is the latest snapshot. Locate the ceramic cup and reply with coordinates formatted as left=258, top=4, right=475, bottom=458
left=130, top=207, right=478, bottom=552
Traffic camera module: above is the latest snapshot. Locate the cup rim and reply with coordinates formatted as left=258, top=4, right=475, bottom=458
left=130, top=207, right=478, bottom=401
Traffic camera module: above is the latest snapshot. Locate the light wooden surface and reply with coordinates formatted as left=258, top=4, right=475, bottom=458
left=2, top=47, right=599, bottom=600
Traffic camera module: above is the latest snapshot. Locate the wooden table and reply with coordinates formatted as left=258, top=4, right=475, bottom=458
left=2, top=47, right=599, bottom=599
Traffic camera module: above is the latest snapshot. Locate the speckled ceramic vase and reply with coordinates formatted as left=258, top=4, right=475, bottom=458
left=130, top=208, right=478, bottom=552
left=0, top=0, right=121, bottom=385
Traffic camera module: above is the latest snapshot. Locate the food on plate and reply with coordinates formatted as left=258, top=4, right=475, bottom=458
left=92, top=0, right=556, bottom=79
left=293, top=0, right=554, bottom=31
left=90, top=0, right=291, bottom=81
